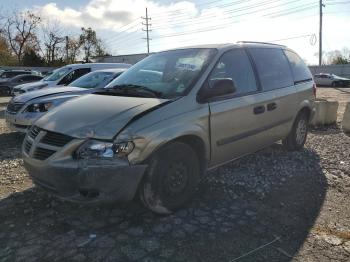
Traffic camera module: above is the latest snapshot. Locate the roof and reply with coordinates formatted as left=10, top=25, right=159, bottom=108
left=160, top=41, right=286, bottom=52
left=93, top=68, right=128, bottom=73
left=64, top=63, right=131, bottom=68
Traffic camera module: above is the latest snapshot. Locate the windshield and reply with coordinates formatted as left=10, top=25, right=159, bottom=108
left=105, top=48, right=217, bottom=98
left=44, top=67, right=71, bottom=81
left=68, top=71, right=115, bottom=89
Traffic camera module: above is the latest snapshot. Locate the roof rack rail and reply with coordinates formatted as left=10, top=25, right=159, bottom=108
left=237, top=41, right=285, bottom=47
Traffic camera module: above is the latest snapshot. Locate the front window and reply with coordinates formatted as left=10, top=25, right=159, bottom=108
left=44, top=67, right=71, bottom=81
left=105, top=48, right=217, bottom=98
left=69, top=71, right=114, bottom=89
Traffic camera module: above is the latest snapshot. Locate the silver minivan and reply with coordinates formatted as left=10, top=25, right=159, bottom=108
left=22, top=42, right=316, bottom=214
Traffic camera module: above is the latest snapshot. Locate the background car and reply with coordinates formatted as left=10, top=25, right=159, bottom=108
left=0, top=70, right=33, bottom=80
left=5, top=68, right=127, bottom=132
left=314, top=73, right=350, bottom=87
left=12, top=63, right=131, bottom=95
left=0, top=74, right=43, bottom=96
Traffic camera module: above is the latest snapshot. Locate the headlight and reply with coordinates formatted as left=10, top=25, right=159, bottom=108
left=76, top=140, right=135, bottom=159
left=25, top=102, right=53, bottom=113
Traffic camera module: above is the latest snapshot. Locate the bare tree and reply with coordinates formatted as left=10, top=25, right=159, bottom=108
left=42, top=21, right=65, bottom=64
left=79, top=27, right=107, bottom=62
left=67, top=36, right=81, bottom=63
left=4, top=11, right=41, bottom=64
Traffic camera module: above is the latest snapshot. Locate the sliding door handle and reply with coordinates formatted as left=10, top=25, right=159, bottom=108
left=253, top=105, right=265, bottom=115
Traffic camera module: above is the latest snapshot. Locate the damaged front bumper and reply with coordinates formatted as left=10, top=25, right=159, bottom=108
left=23, top=155, right=147, bottom=203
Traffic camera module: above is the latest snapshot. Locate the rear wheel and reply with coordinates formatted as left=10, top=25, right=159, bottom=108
left=139, top=142, right=200, bottom=214
left=282, top=112, right=309, bottom=151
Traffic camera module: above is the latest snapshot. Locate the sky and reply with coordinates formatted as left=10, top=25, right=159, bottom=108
left=1, top=0, right=350, bottom=65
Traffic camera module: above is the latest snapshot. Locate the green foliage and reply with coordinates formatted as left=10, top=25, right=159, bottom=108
left=331, top=55, right=349, bottom=65
left=22, top=49, right=45, bottom=66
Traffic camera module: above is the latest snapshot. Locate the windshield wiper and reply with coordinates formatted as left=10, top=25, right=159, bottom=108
left=105, top=84, right=162, bottom=98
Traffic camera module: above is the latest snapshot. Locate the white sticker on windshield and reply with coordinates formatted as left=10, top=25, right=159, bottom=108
left=175, top=63, right=197, bottom=71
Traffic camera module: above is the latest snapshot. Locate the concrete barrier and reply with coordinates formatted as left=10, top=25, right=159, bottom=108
left=342, top=102, right=350, bottom=134
left=311, top=99, right=339, bottom=126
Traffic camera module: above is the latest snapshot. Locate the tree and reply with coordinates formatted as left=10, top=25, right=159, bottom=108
left=42, top=22, right=65, bottom=65
left=4, top=11, right=41, bottom=64
left=326, top=48, right=350, bottom=65
left=66, top=36, right=81, bottom=64
left=0, top=35, right=16, bottom=65
left=79, top=27, right=106, bottom=62
left=22, top=49, right=45, bottom=66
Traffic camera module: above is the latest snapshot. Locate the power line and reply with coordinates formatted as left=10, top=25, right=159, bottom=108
left=153, top=4, right=318, bottom=39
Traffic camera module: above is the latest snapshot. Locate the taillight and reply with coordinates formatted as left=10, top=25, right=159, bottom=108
left=313, top=83, right=317, bottom=97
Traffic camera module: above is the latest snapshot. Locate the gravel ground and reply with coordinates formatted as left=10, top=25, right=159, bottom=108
left=0, top=90, right=350, bottom=261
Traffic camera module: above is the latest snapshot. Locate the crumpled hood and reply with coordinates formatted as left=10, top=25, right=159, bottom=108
left=35, top=94, right=170, bottom=140
left=13, top=86, right=85, bottom=103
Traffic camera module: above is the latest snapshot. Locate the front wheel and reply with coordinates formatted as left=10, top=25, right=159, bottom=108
left=282, top=112, right=309, bottom=151
left=139, top=142, right=200, bottom=214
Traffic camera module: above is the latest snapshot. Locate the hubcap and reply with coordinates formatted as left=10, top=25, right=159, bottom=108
left=296, top=119, right=307, bottom=145
left=164, top=162, right=188, bottom=196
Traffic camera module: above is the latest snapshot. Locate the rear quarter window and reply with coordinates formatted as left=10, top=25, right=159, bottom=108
left=249, top=48, right=293, bottom=91
left=284, top=50, right=312, bottom=83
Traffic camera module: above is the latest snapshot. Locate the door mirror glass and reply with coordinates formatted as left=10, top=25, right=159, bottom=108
left=201, top=78, right=236, bottom=100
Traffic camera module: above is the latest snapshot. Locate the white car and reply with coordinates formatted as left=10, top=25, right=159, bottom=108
left=12, top=63, right=131, bottom=95
left=314, top=73, right=350, bottom=87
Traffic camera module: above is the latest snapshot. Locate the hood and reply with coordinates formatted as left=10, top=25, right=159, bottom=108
left=0, top=79, right=9, bottom=84
left=35, top=94, right=170, bottom=140
left=14, top=80, right=46, bottom=90
left=334, top=76, right=350, bottom=80
left=12, top=86, right=86, bottom=104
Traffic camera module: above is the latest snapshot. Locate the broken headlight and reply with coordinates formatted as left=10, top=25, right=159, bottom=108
left=76, top=140, right=134, bottom=159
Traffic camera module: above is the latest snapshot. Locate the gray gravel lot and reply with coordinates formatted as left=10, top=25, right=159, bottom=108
left=0, top=89, right=350, bottom=261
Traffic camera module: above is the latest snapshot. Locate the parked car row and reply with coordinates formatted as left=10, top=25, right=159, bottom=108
left=6, top=67, right=128, bottom=132
left=6, top=42, right=316, bottom=214
left=0, top=70, right=43, bottom=95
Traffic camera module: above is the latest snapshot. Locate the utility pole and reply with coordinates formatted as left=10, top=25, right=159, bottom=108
left=319, top=0, right=324, bottom=66
left=65, top=36, right=69, bottom=63
left=142, top=8, right=152, bottom=53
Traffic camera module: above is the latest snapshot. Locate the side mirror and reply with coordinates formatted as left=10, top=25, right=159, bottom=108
left=199, top=78, right=236, bottom=101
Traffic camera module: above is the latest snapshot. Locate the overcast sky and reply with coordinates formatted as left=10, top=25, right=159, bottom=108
left=2, top=0, right=350, bottom=64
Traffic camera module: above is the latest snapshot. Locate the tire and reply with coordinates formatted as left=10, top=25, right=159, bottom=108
left=331, top=81, right=337, bottom=87
left=139, top=142, right=200, bottom=214
left=282, top=112, right=309, bottom=151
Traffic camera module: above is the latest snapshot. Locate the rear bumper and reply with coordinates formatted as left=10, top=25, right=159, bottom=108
left=23, top=155, right=147, bottom=203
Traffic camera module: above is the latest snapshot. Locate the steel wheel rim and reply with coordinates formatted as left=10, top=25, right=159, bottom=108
left=296, top=119, right=307, bottom=145
left=163, top=161, right=189, bottom=196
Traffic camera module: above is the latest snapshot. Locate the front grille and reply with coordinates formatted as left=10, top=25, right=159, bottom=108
left=6, top=102, right=24, bottom=113
left=28, top=126, right=41, bottom=139
left=41, top=131, right=74, bottom=147
left=33, top=147, right=56, bottom=160
left=24, top=126, right=75, bottom=161
left=24, top=140, right=32, bottom=154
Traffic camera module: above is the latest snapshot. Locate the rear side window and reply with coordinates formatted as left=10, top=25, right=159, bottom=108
left=284, top=50, right=312, bottom=83
left=209, top=49, right=257, bottom=96
left=58, top=68, right=91, bottom=85
left=249, top=48, right=293, bottom=91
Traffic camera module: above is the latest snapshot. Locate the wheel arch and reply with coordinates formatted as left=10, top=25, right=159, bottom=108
left=144, top=134, right=208, bottom=177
